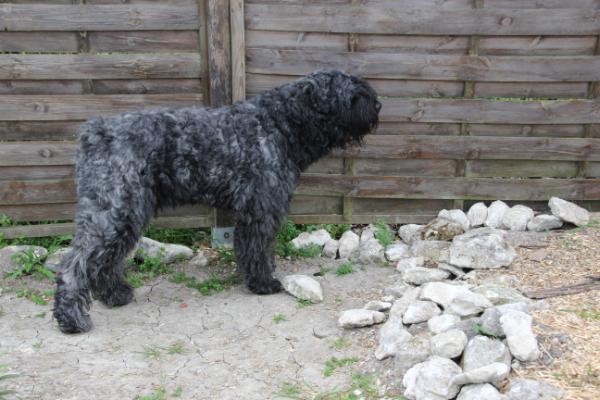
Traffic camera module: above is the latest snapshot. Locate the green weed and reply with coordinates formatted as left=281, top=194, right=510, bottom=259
left=7, top=250, right=54, bottom=281
left=166, top=341, right=187, bottom=355
left=144, top=225, right=209, bottom=248
left=373, top=219, right=393, bottom=247
left=474, top=323, right=499, bottom=339
left=215, top=246, right=236, bottom=264
left=273, top=314, right=287, bottom=324
left=277, top=382, right=303, bottom=399
left=136, top=386, right=166, bottom=400
left=330, top=337, right=351, bottom=350
left=323, top=357, right=358, bottom=377
left=141, top=345, right=162, bottom=359
left=559, top=308, right=600, bottom=321
left=172, top=386, right=183, bottom=398
left=16, top=288, right=54, bottom=306
left=297, top=299, right=313, bottom=309
left=323, top=224, right=351, bottom=240
left=169, top=272, right=240, bottom=296
left=335, top=263, right=354, bottom=276
left=126, top=249, right=171, bottom=288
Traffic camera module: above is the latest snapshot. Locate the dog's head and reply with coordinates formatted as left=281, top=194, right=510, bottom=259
left=298, top=69, right=381, bottom=148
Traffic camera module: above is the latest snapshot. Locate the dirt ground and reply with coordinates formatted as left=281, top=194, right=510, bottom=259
left=0, top=217, right=599, bottom=400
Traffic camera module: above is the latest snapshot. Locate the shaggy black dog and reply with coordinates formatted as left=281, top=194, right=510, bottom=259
left=53, top=69, right=380, bottom=333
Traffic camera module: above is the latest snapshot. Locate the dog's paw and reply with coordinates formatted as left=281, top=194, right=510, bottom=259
left=54, top=301, right=93, bottom=334
left=96, top=282, right=134, bottom=307
left=247, top=278, right=283, bottom=295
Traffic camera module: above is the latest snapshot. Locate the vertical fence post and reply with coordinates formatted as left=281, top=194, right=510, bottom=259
left=230, top=0, right=246, bottom=103
left=578, top=35, right=600, bottom=181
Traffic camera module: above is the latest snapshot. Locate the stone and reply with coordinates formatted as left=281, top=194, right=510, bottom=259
left=384, top=282, right=411, bottom=298
left=462, top=336, right=512, bottom=372
left=322, top=239, right=339, bottom=258
left=188, top=251, right=208, bottom=268
left=527, top=214, right=563, bottom=232
left=396, top=257, right=424, bottom=274
left=291, top=229, right=331, bottom=249
left=0, top=245, right=48, bottom=274
left=364, top=300, right=392, bottom=312
left=360, top=225, right=375, bottom=244
left=502, top=205, right=535, bottom=231
left=394, top=334, right=431, bottom=372
left=472, top=285, right=530, bottom=306
left=382, top=295, right=395, bottom=303
left=479, top=302, right=531, bottom=338
left=506, top=379, right=564, bottom=400
left=282, top=275, right=324, bottom=303
left=549, top=197, right=590, bottom=227
left=338, top=309, right=386, bottom=329
left=452, top=362, right=510, bottom=388
left=467, top=203, right=488, bottom=228
left=389, top=287, right=422, bottom=321
left=448, top=228, right=517, bottom=269
left=457, top=384, right=505, bottom=400
left=438, top=209, right=470, bottom=231
left=421, top=282, right=493, bottom=317
left=427, top=314, right=461, bottom=334
left=431, top=329, right=468, bottom=359
left=402, top=267, right=451, bottom=285
left=403, top=301, right=442, bottom=324
left=136, top=237, right=194, bottom=264
left=421, top=218, right=465, bottom=241
left=484, top=200, right=510, bottom=229
left=338, top=230, right=360, bottom=259
left=358, top=238, right=385, bottom=264
left=43, top=247, right=71, bottom=273
left=409, top=240, right=450, bottom=262
left=455, top=317, right=484, bottom=339
left=375, top=319, right=412, bottom=360
left=500, top=310, right=540, bottom=362
left=402, top=356, right=462, bottom=400
left=385, top=242, right=410, bottom=261
left=399, top=224, right=424, bottom=245
left=437, top=263, right=465, bottom=278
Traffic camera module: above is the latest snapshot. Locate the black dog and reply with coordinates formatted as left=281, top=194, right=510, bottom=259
left=53, top=69, right=380, bottom=333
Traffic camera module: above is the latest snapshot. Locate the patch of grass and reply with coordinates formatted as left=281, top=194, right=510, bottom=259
left=277, top=382, right=303, bottom=399
left=141, top=345, right=162, bottom=359
left=559, top=308, right=600, bottom=321
left=315, top=374, right=401, bottom=400
left=314, top=266, right=332, bottom=277
left=273, top=313, right=287, bottom=324
left=335, top=263, right=354, bottom=276
left=126, top=249, right=171, bottom=288
left=323, top=224, right=351, bottom=240
left=16, top=287, right=54, bottom=306
left=215, top=246, right=236, bottom=264
left=296, top=299, right=313, bottom=309
left=169, top=272, right=241, bottom=296
left=0, top=214, right=11, bottom=227
left=166, top=341, right=187, bottom=355
left=474, top=323, right=499, bottom=339
left=373, top=218, right=393, bottom=247
left=136, top=387, right=166, bottom=400
left=330, top=337, right=351, bottom=350
left=6, top=250, right=54, bottom=281
left=8, top=234, right=73, bottom=255
left=334, top=297, right=343, bottom=306
left=0, top=365, right=17, bottom=400
left=323, top=357, right=359, bottom=377
left=34, top=312, right=46, bottom=319
left=144, top=225, right=209, bottom=248
left=172, top=386, right=183, bottom=398
left=296, top=244, right=323, bottom=258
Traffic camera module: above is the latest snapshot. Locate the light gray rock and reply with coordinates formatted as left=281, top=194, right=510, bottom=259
left=437, top=262, right=465, bottom=278
left=322, top=239, right=339, bottom=258
left=527, top=214, right=563, bottom=232
left=421, top=218, right=465, bottom=241
left=385, top=242, right=410, bottom=261
left=188, top=251, right=208, bottom=268
left=462, top=336, right=512, bottom=372
left=338, top=309, right=386, bottom=329
left=358, top=238, right=385, bottom=264
left=428, top=314, right=461, bottom=334
left=457, top=384, right=506, bottom=400
left=402, top=356, right=462, bottom=400
left=291, top=229, right=331, bottom=249
left=506, top=379, right=564, bottom=400
left=137, top=237, right=194, bottom=264
left=409, top=240, right=451, bottom=262
left=364, top=300, right=392, bottom=312
left=448, top=228, right=518, bottom=269
left=375, top=319, right=412, bottom=360
left=467, top=203, right=488, bottom=228
left=439, top=209, right=470, bottom=231
left=431, top=329, right=468, bottom=359
left=502, top=205, right=535, bottom=231
left=479, top=302, right=531, bottom=338
left=500, top=310, right=540, bottom=362
left=282, top=275, right=324, bottom=303
left=360, top=225, right=375, bottom=244
left=421, top=282, right=493, bottom=317
left=0, top=245, right=48, bottom=274
left=396, top=256, right=425, bottom=274
left=403, top=301, right=442, bottom=324
left=402, top=267, right=451, bottom=285
left=389, top=287, right=422, bottom=321
left=382, top=295, right=395, bottom=303
left=384, top=281, right=411, bottom=298
left=472, top=285, right=530, bottom=306
left=484, top=200, right=510, bottom=229
left=549, top=197, right=590, bottom=227
left=399, top=224, right=424, bottom=245
left=455, top=317, right=484, bottom=339
left=338, top=230, right=360, bottom=259
left=452, top=362, right=510, bottom=388
left=394, top=334, right=431, bottom=372
left=43, top=247, right=71, bottom=273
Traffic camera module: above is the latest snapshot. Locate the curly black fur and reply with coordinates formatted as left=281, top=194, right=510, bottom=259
left=53, top=69, right=380, bottom=333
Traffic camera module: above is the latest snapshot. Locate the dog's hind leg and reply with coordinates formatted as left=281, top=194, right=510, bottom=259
left=234, top=212, right=284, bottom=295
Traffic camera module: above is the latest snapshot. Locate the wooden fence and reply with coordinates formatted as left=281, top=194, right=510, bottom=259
left=1, top=0, right=600, bottom=238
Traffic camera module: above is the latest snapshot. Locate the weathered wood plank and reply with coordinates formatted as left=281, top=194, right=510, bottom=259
left=289, top=195, right=342, bottom=215
left=245, top=5, right=600, bottom=35
left=474, top=82, right=589, bottom=98
left=0, top=32, right=78, bottom=52
left=287, top=213, right=437, bottom=225
left=0, top=121, right=81, bottom=141
left=246, top=0, right=472, bottom=7
left=469, top=124, right=585, bottom=138
left=479, top=36, right=597, bottom=56
left=356, top=35, right=469, bottom=54
left=247, top=49, right=600, bottom=82
left=304, top=157, right=344, bottom=174
left=376, top=122, right=461, bottom=136
left=246, top=30, right=348, bottom=51
left=230, top=0, right=246, bottom=102
left=484, top=0, right=600, bottom=9
left=0, top=179, right=75, bottom=205
left=0, top=166, right=74, bottom=181
left=0, top=80, right=84, bottom=95
left=353, top=159, right=457, bottom=176
left=379, top=98, right=600, bottom=124
left=0, top=94, right=203, bottom=121
left=587, top=162, right=600, bottom=177
left=206, top=0, right=232, bottom=107
left=0, top=54, right=202, bottom=80
left=0, top=142, right=76, bottom=166
left=93, top=79, right=204, bottom=95
left=351, top=198, right=453, bottom=213
left=296, top=175, right=600, bottom=201
left=0, top=4, right=199, bottom=31
left=466, top=160, right=578, bottom=178
left=89, top=31, right=199, bottom=52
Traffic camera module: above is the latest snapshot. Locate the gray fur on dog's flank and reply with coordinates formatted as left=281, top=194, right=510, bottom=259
left=53, top=69, right=380, bottom=333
